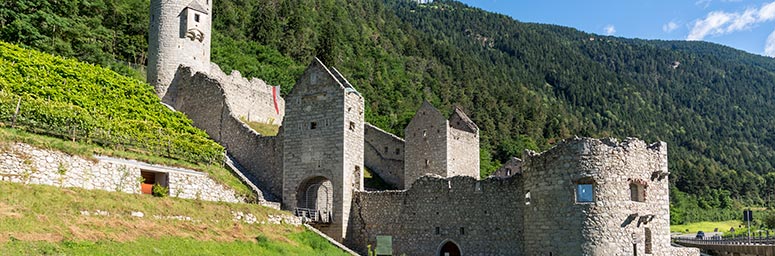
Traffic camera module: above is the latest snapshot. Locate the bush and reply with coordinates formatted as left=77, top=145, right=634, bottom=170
left=151, top=183, right=168, bottom=197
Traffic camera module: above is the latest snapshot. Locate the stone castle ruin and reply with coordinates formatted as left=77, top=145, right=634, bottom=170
left=147, top=1, right=698, bottom=255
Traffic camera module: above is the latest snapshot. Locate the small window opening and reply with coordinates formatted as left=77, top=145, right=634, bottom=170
left=425, top=159, right=430, bottom=167
left=575, top=179, right=595, bottom=204
left=310, top=122, right=317, bottom=130
left=395, top=148, right=400, bottom=155
left=630, top=183, right=646, bottom=202
left=384, top=147, right=389, bottom=153
left=422, top=130, right=427, bottom=138
left=349, top=121, right=356, bottom=131
left=460, top=227, right=465, bottom=235
left=525, top=191, right=531, bottom=205
left=194, top=13, right=200, bottom=22
left=435, top=227, right=440, bottom=235
left=645, top=228, right=653, bottom=254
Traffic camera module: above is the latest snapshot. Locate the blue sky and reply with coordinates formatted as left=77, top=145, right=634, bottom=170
left=458, top=0, right=775, bottom=57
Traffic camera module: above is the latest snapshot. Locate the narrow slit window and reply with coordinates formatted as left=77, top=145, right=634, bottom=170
left=194, top=13, right=200, bottom=23
left=525, top=191, right=531, bottom=205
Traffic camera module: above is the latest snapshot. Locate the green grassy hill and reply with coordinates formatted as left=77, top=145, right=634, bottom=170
left=0, top=181, right=349, bottom=255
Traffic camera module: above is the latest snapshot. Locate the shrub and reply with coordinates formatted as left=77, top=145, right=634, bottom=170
left=152, top=183, right=168, bottom=197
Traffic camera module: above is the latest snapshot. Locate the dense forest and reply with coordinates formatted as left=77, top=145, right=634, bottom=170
left=3, top=0, right=775, bottom=223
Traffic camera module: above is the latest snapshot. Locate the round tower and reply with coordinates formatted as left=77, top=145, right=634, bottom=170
left=521, top=138, right=671, bottom=255
left=148, top=0, right=212, bottom=98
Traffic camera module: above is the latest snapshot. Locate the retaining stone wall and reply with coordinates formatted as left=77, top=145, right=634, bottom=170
left=363, top=123, right=404, bottom=189
left=0, top=142, right=241, bottom=203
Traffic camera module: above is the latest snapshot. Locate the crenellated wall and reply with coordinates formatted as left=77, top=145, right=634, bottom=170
left=346, top=137, right=687, bottom=256
left=363, top=123, right=404, bottom=189
left=165, top=66, right=283, bottom=200
left=346, top=175, right=523, bottom=255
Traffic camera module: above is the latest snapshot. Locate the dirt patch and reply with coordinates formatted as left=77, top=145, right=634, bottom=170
left=0, top=202, right=22, bottom=218
left=4, top=232, right=64, bottom=242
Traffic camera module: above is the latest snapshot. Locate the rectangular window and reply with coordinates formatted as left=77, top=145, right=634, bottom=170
left=460, top=227, right=465, bottom=235
left=349, top=121, right=356, bottom=131
left=435, top=227, right=440, bottom=235
left=630, top=183, right=646, bottom=202
left=576, top=184, right=594, bottom=203
left=310, top=122, right=317, bottom=130
left=194, top=13, right=200, bottom=22
left=395, top=148, right=400, bottom=155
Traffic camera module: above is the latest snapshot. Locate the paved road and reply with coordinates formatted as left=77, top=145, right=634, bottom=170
left=672, top=232, right=723, bottom=240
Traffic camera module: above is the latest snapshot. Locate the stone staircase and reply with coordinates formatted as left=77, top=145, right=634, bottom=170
left=224, top=153, right=281, bottom=209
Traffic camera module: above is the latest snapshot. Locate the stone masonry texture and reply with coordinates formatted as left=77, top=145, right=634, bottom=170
left=0, top=142, right=242, bottom=203
left=145, top=1, right=697, bottom=254
left=363, top=123, right=405, bottom=189
left=347, top=137, right=698, bottom=256
left=164, top=65, right=283, bottom=201
left=282, top=58, right=364, bottom=241
left=148, top=0, right=212, bottom=98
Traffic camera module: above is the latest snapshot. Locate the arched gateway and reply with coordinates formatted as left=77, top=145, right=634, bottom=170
left=438, top=240, right=462, bottom=256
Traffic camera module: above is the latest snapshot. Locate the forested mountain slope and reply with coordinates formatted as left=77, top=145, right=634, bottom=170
left=3, top=0, right=775, bottom=222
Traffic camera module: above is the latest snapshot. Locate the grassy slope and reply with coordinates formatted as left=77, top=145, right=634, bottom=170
left=0, top=181, right=349, bottom=255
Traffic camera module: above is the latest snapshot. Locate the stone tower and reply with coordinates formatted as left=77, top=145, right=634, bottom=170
left=520, top=138, right=672, bottom=255
left=148, top=0, right=212, bottom=98
left=282, top=58, right=364, bottom=241
left=403, top=102, right=479, bottom=189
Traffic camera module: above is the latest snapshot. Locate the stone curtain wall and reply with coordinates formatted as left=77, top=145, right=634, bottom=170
left=363, top=123, right=404, bottom=189
left=208, top=63, right=285, bottom=124
left=346, top=176, right=524, bottom=255
left=0, top=143, right=241, bottom=203
left=166, top=66, right=283, bottom=200
left=347, top=137, right=692, bottom=256
left=521, top=137, right=674, bottom=255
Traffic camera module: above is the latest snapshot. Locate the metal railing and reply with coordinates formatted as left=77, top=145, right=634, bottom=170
left=674, top=236, right=775, bottom=245
left=294, top=208, right=331, bottom=224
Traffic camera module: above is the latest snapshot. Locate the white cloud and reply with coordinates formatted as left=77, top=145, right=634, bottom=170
left=765, top=29, right=775, bottom=56
left=687, top=11, right=733, bottom=40
left=696, top=0, right=712, bottom=8
left=663, top=21, right=680, bottom=33
left=687, top=1, right=775, bottom=40
left=604, top=25, right=616, bottom=35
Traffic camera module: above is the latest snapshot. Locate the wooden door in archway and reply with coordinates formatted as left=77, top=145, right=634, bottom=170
left=439, top=241, right=461, bottom=256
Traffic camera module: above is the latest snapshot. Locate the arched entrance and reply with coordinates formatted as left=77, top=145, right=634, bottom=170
left=438, top=240, right=461, bottom=256
left=295, top=176, right=333, bottom=223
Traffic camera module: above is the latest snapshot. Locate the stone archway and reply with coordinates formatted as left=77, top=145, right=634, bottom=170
left=295, top=176, right=333, bottom=223
left=437, top=239, right=462, bottom=256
